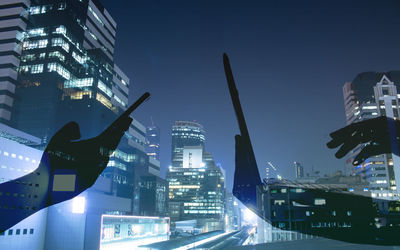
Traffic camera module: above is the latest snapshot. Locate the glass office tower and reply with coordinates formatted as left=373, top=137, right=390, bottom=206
left=171, top=121, right=205, bottom=161
left=14, top=0, right=129, bottom=142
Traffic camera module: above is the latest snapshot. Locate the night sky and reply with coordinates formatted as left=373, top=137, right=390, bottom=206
left=100, top=0, right=400, bottom=191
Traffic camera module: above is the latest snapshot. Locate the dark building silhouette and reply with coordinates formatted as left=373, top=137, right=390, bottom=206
left=139, top=175, right=168, bottom=217
left=294, top=162, right=304, bottom=179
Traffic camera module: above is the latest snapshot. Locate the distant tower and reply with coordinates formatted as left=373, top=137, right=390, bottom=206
left=171, top=121, right=205, bottom=161
left=294, top=162, right=304, bottom=179
left=146, top=118, right=160, bottom=161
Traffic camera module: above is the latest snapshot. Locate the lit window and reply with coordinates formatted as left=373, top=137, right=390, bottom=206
left=72, top=196, right=85, bottom=214
left=27, top=28, right=46, bottom=37
left=51, top=38, right=69, bottom=52
left=31, top=64, right=44, bottom=74
left=113, top=95, right=126, bottom=107
left=29, top=6, right=41, bottom=15
left=64, top=78, right=93, bottom=88
left=97, top=81, right=113, bottom=97
left=54, top=25, right=66, bottom=35
left=23, top=39, right=48, bottom=50
left=314, top=198, right=326, bottom=205
left=88, top=6, right=104, bottom=26
left=96, top=93, right=113, bottom=110
left=49, top=51, right=65, bottom=61
left=72, top=51, right=87, bottom=64
left=47, top=63, right=71, bottom=80
left=21, top=54, right=36, bottom=62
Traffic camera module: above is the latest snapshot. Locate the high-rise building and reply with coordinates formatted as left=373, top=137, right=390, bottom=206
left=343, top=72, right=400, bottom=199
left=146, top=122, right=160, bottom=161
left=167, top=145, right=225, bottom=232
left=11, top=0, right=129, bottom=143
left=171, top=121, right=205, bottom=161
left=0, top=0, right=154, bottom=204
left=225, top=192, right=241, bottom=232
left=294, top=162, right=304, bottom=179
left=0, top=0, right=29, bottom=126
left=0, top=1, right=166, bottom=249
left=139, top=175, right=168, bottom=217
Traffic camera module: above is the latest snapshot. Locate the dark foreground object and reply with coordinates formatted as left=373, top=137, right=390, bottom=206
left=222, top=53, right=400, bottom=245
left=0, top=92, right=150, bottom=232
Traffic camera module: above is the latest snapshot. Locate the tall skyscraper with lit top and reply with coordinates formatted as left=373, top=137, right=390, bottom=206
left=171, top=121, right=205, bottom=161
left=167, top=120, right=225, bottom=232
left=343, top=72, right=400, bottom=199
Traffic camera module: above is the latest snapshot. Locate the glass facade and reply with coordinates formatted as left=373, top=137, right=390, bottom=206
left=343, top=73, right=400, bottom=199
left=171, top=121, right=205, bottom=161
left=100, top=215, right=170, bottom=250
left=167, top=146, right=225, bottom=231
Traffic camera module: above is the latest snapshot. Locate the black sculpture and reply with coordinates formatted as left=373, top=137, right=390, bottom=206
left=0, top=92, right=150, bottom=233
left=223, top=53, right=400, bottom=245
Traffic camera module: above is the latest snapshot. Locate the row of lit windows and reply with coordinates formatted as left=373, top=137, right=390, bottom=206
left=311, top=222, right=352, bottom=228
left=107, top=160, right=127, bottom=171
left=0, top=165, right=35, bottom=175
left=0, top=228, right=34, bottom=236
left=48, top=62, right=71, bottom=80
left=23, top=39, right=48, bottom=50
left=52, top=38, right=70, bottom=53
left=183, top=210, right=221, bottom=214
left=111, top=150, right=137, bottom=163
left=68, top=91, right=92, bottom=100
left=0, top=151, right=37, bottom=164
left=0, top=191, right=38, bottom=198
left=113, top=95, right=127, bottom=108
left=26, top=28, right=47, bottom=38
left=64, top=78, right=93, bottom=88
left=29, top=3, right=66, bottom=15
left=88, top=6, right=104, bottom=27
left=72, top=51, right=87, bottom=64
left=19, top=64, right=44, bottom=74
left=21, top=53, right=45, bottom=62
left=49, top=51, right=65, bottom=62
left=98, top=81, right=112, bottom=97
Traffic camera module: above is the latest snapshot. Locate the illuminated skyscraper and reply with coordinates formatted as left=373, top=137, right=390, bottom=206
left=146, top=123, right=160, bottom=161
left=343, top=72, right=400, bottom=199
left=0, top=1, right=160, bottom=249
left=11, top=0, right=129, bottom=142
left=171, top=121, right=205, bottom=161
left=167, top=145, right=225, bottom=232
left=0, top=0, right=152, bottom=203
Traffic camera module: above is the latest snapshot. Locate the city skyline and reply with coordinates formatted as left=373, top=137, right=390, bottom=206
left=1, top=0, right=400, bottom=248
left=100, top=0, right=400, bottom=190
